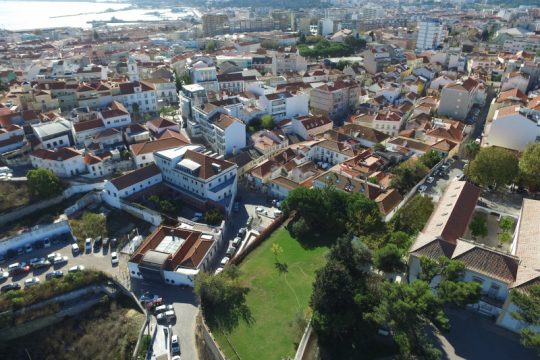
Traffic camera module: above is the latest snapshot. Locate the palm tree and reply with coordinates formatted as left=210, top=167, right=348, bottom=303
left=464, top=141, right=480, bottom=159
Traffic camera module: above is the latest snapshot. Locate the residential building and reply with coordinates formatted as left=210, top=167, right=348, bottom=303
left=310, top=80, right=361, bottom=123
left=103, top=164, right=163, bottom=208
left=258, top=91, right=309, bottom=121
left=362, top=45, right=391, bottom=75
left=128, top=225, right=222, bottom=287
left=416, top=20, right=445, bottom=51
left=30, top=147, right=86, bottom=177
left=130, top=137, right=188, bottom=169
left=154, top=146, right=238, bottom=213
left=438, top=78, right=485, bottom=121
left=290, top=115, right=333, bottom=140
left=202, top=13, right=229, bottom=36
left=31, top=118, right=74, bottom=149
left=179, top=84, right=208, bottom=121
left=112, top=80, right=158, bottom=114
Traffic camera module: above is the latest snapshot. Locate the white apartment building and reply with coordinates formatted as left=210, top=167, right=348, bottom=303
left=154, top=146, right=238, bottom=213
left=258, top=91, right=309, bottom=121
left=112, top=81, right=158, bottom=114
left=416, top=20, right=445, bottom=51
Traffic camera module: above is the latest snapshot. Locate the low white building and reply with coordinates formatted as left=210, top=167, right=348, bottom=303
left=127, top=225, right=221, bottom=287
left=102, top=164, right=163, bottom=208
left=30, top=147, right=86, bottom=177
left=484, top=106, right=540, bottom=151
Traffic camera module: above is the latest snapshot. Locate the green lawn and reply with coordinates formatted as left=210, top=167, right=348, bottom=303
left=214, top=227, right=328, bottom=360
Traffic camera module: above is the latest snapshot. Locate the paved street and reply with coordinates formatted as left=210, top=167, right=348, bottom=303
left=434, top=309, right=537, bottom=360
left=420, top=159, right=465, bottom=202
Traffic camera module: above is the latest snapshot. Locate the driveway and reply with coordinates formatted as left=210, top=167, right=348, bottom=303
left=421, top=159, right=466, bottom=202
left=131, top=279, right=199, bottom=360
left=434, top=309, right=537, bottom=360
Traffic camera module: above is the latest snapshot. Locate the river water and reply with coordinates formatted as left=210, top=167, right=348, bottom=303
left=0, top=0, right=194, bottom=30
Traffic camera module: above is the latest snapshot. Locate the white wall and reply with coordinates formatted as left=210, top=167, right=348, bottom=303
left=0, top=220, right=71, bottom=256
left=485, top=115, right=539, bottom=151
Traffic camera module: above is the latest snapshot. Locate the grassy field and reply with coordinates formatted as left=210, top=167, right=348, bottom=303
left=214, top=227, right=329, bottom=360
left=0, top=181, right=30, bottom=212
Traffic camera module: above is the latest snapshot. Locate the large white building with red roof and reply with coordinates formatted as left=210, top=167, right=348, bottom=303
left=30, top=147, right=86, bottom=177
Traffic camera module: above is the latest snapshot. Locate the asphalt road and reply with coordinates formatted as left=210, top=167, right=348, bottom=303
left=420, top=159, right=466, bottom=202
left=434, top=309, right=537, bottom=360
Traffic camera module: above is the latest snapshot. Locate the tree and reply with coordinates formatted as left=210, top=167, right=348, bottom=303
left=93, top=30, right=99, bottom=40
left=290, top=217, right=311, bottom=239
left=204, top=209, right=223, bottom=225
left=391, top=158, right=430, bottom=194
left=519, top=143, right=540, bottom=189
left=392, top=195, right=434, bottom=235
left=344, top=36, right=366, bottom=50
left=261, top=39, right=279, bottom=50
left=260, top=114, right=275, bottom=130
left=173, top=69, right=183, bottom=92
left=205, top=40, right=216, bottom=52
left=194, top=266, right=251, bottom=332
left=336, top=60, right=351, bottom=71
left=271, top=243, right=283, bottom=262
left=299, top=32, right=307, bottom=44
left=511, top=284, right=540, bottom=355
left=481, top=29, right=489, bottom=41
left=464, top=141, right=480, bottom=160
left=159, top=105, right=177, bottom=119
left=498, top=231, right=512, bottom=244
left=499, top=216, right=515, bottom=233
left=469, top=213, right=488, bottom=239
left=373, top=244, right=405, bottom=273
left=465, top=147, right=518, bottom=188
left=26, top=168, right=63, bottom=199
left=419, top=150, right=442, bottom=169
left=365, top=281, right=447, bottom=360
left=373, top=143, right=386, bottom=152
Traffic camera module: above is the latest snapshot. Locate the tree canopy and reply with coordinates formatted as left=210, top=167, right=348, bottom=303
left=390, top=158, right=430, bottom=194
left=392, top=194, right=434, bottom=235
left=469, top=212, right=488, bottom=239
left=26, top=168, right=63, bottom=199
left=194, top=266, right=252, bottom=332
left=511, top=284, right=540, bottom=355
left=519, top=143, right=540, bottom=189
left=465, top=147, right=518, bottom=188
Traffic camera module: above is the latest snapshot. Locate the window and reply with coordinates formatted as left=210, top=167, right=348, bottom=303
left=472, top=276, right=484, bottom=284
left=488, top=283, right=500, bottom=298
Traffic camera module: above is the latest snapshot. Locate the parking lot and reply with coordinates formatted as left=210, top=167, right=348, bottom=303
left=419, top=159, right=466, bottom=202
left=1, top=235, right=124, bottom=290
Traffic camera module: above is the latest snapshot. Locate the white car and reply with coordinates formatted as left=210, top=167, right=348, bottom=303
left=220, top=256, right=230, bottom=267
left=418, top=185, right=428, bottom=193
left=214, top=267, right=224, bottom=275
left=0, top=271, right=9, bottom=281
left=156, top=309, right=176, bottom=321
left=255, top=206, right=264, bottom=213
left=71, top=243, right=80, bottom=254
left=68, top=265, right=85, bottom=273
left=47, top=252, right=61, bottom=262
left=52, top=256, right=68, bottom=265
left=426, top=176, right=435, bottom=184
left=171, top=356, right=181, bottom=360
left=171, top=334, right=180, bottom=355
left=154, top=304, right=174, bottom=313
left=24, top=277, right=40, bottom=287
left=111, top=252, right=119, bottom=265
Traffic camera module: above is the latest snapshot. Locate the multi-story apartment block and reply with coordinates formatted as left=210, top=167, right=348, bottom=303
left=416, top=20, right=445, bottom=51
left=258, top=91, right=309, bottom=121
left=362, top=45, right=391, bottom=75
left=143, top=78, right=179, bottom=108
left=179, top=84, right=208, bottom=121
left=309, top=80, right=361, bottom=123
left=202, top=13, right=229, bottom=36
left=30, top=147, right=86, bottom=178
left=438, top=78, right=485, bottom=121
left=154, top=145, right=238, bottom=213
left=270, top=49, right=308, bottom=76
left=112, top=80, right=157, bottom=114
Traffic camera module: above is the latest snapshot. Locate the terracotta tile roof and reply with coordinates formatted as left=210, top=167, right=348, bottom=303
left=73, top=118, right=104, bottom=132
left=157, top=129, right=190, bottom=143
left=452, top=244, right=519, bottom=284
left=375, top=189, right=403, bottom=215
left=212, top=112, right=242, bottom=130
left=31, top=147, right=82, bottom=161
left=182, top=150, right=235, bottom=180
left=513, top=199, right=540, bottom=287
left=338, top=124, right=389, bottom=143
left=411, top=238, right=456, bottom=259
left=110, top=163, right=161, bottom=190
left=495, top=105, right=520, bottom=118
left=147, top=117, right=176, bottom=129
left=130, top=137, right=187, bottom=156
left=497, top=88, right=528, bottom=104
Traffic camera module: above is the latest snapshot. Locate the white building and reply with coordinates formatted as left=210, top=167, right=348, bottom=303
left=416, top=20, right=445, bottom=51
left=31, top=118, right=75, bottom=150
left=258, top=91, right=309, bottom=121
left=154, top=146, right=238, bottom=213
left=102, top=164, right=163, bottom=208
left=483, top=106, right=540, bottom=152
left=30, top=147, right=86, bottom=177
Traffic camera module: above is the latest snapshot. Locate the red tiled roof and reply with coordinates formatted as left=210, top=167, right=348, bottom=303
left=110, top=163, right=161, bottom=190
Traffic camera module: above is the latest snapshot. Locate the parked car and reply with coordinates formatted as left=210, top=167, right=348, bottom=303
left=68, top=265, right=85, bottom=273
left=43, top=238, right=51, bottom=248
left=24, top=243, right=32, bottom=253
left=111, top=252, right=119, bottom=265
left=47, top=253, right=61, bottom=262
left=255, top=206, right=264, bottom=213
left=226, top=245, right=236, bottom=257
left=238, top=228, right=247, bottom=237
left=233, top=202, right=240, bottom=212
left=85, top=238, right=92, bottom=252
left=102, top=237, right=109, bottom=248
left=33, top=259, right=51, bottom=269
left=418, top=185, right=428, bottom=193
left=8, top=263, right=30, bottom=276
left=46, top=270, right=64, bottom=280
left=72, top=243, right=80, bottom=254
left=220, top=256, right=230, bottom=267
left=1, top=283, right=21, bottom=292
left=154, top=304, right=174, bottom=314
left=110, top=238, right=117, bottom=249
left=29, top=257, right=44, bottom=266
left=52, top=256, right=68, bottom=265
left=171, top=334, right=181, bottom=355
left=93, top=237, right=102, bottom=251
left=172, top=356, right=181, bottom=360
left=156, top=309, right=176, bottom=321
left=426, top=176, right=435, bottom=184
left=139, top=292, right=160, bottom=303
left=232, top=237, right=242, bottom=248
left=214, top=267, right=224, bottom=275
left=24, top=277, right=40, bottom=287
left=0, top=271, right=9, bottom=282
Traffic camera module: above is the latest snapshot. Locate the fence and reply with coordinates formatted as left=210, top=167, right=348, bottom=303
left=230, top=214, right=286, bottom=266
left=196, top=311, right=227, bottom=360
left=120, top=200, right=163, bottom=226
left=0, top=194, right=64, bottom=227
left=294, top=320, right=314, bottom=360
